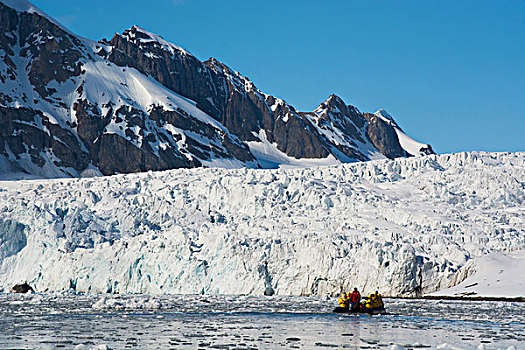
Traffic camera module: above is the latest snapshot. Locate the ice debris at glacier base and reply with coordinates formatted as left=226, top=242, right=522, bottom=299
left=0, top=151, right=523, bottom=296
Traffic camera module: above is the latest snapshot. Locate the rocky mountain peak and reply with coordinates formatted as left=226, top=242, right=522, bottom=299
left=315, top=94, right=343, bottom=111
left=374, top=108, right=400, bottom=129
left=325, top=93, right=345, bottom=106
left=313, top=94, right=361, bottom=125
left=117, top=25, right=190, bottom=57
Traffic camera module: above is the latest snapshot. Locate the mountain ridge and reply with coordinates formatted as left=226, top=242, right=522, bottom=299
left=0, top=0, right=433, bottom=178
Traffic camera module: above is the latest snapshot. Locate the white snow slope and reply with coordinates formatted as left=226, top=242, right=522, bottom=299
left=0, top=152, right=523, bottom=297
left=431, top=249, right=525, bottom=298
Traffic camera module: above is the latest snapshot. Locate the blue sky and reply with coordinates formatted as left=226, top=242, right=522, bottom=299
left=30, top=0, right=525, bottom=153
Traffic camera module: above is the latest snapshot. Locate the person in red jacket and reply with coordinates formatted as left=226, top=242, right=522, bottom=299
left=349, top=288, right=361, bottom=311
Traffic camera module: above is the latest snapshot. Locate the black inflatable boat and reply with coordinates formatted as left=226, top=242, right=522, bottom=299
left=333, top=306, right=387, bottom=315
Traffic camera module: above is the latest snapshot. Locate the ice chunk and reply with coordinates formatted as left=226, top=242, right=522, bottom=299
left=391, top=345, right=407, bottom=350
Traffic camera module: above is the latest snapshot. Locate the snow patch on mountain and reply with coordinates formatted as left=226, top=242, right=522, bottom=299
left=247, top=130, right=340, bottom=169
left=395, top=131, right=430, bottom=157
left=123, top=25, right=191, bottom=57
left=374, top=109, right=399, bottom=128
left=0, top=152, right=523, bottom=297
left=79, top=59, right=226, bottom=133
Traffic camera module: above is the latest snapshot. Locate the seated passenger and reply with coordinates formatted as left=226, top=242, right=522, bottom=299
left=374, top=290, right=384, bottom=308
left=367, top=291, right=384, bottom=309
left=337, top=291, right=351, bottom=309
left=364, top=292, right=373, bottom=308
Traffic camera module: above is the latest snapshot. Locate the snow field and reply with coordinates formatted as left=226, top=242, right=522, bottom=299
left=431, top=249, right=525, bottom=298
left=0, top=151, right=523, bottom=296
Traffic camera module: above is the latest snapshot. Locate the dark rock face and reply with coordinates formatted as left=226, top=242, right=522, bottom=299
left=0, top=3, right=433, bottom=178
left=364, top=113, right=406, bottom=159
left=0, top=3, right=91, bottom=176
left=0, top=106, right=90, bottom=174
left=11, top=282, right=34, bottom=293
left=93, top=133, right=191, bottom=175
left=0, top=3, right=19, bottom=87
left=304, top=95, right=373, bottom=161
left=1, top=3, right=83, bottom=102
left=419, top=144, right=435, bottom=155
left=108, top=27, right=224, bottom=122
left=18, top=13, right=83, bottom=99
left=73, top=98, right=107, bottom=147
left=270, top=111, right=329, bottom=158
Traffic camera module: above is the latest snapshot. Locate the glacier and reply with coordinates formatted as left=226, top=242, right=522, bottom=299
left=0, top=151, right=523, bottom=297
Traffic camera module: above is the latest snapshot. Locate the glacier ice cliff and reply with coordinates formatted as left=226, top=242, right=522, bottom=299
left=0, top=152, right=523, bottom=296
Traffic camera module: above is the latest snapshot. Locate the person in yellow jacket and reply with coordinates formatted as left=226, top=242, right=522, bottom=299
left=375, top=291, right=384, bottom=308
left=337, top=291, right=352, bottom=308
left=364, top=291, right=384, bottom=309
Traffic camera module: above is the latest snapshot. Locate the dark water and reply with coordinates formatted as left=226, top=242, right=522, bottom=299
left=0, top=293, right=523, bottom=349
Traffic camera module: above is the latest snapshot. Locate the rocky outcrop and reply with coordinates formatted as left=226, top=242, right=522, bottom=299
left=11, top=282, right=33, bottom=293
left=107, top=27, right=224, bottom=121
left=418, top=144, right=435, bottom=156
left=304, top=95, right=372, bottom=161
left=0, top=106, right=90, bottom=175
left=18, top=13, right=83, bottom=100
left=0, top=3, right=18, bottom=86
left=364, top=113, right=406, bottom=159
left=0, top=2, right=92, bottom=176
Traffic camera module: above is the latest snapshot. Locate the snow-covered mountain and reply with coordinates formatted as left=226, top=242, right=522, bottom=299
left=0, top=152, right=523, bottom=297
left=0, top=0, right=433, bottom=178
